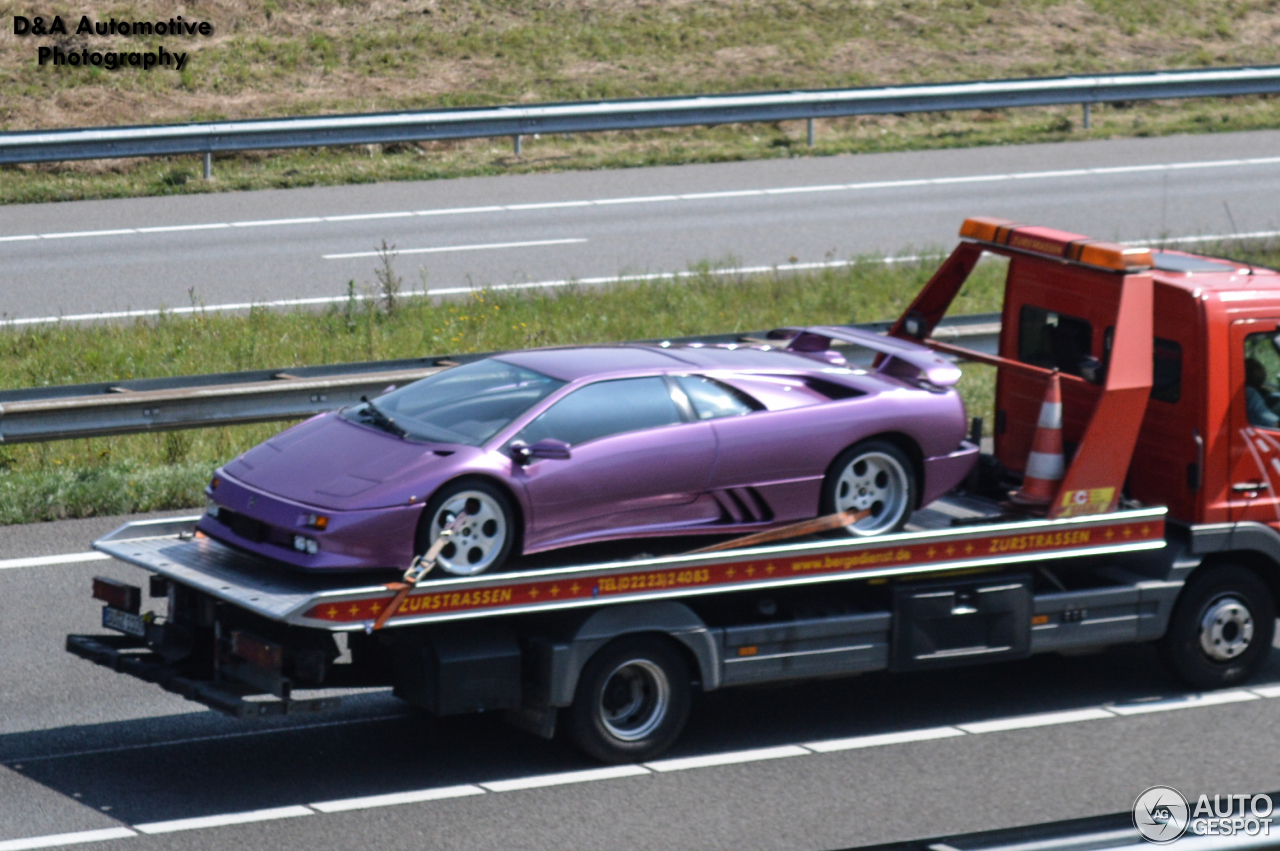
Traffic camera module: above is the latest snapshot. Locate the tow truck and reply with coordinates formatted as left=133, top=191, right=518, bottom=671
left=68, top=217, right=1280, bottom=763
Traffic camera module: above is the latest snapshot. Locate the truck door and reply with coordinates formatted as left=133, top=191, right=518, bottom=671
left=1228, top=319, right=1280, bottom=526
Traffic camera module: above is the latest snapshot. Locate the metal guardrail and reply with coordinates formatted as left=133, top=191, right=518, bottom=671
left=1, top=66, right=1279, bottom=168
left=0, top=314, right=1000, bottom=444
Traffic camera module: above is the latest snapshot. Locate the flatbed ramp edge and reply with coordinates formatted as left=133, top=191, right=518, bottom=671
left=93, top=506, right=1168, bottom=631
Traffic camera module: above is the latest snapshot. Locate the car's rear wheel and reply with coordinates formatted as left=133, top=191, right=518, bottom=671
left=418, top=480, right=515, bottom=576
left=822, top=440, right=916, bottom=536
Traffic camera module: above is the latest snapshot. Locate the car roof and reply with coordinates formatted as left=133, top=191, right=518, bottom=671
left=495, top=343, right=825, bottom=381
left=497, top=346, right=689, bottom=381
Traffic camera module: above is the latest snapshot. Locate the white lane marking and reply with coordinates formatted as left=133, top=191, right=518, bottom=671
left=480, top=764, right=650, bottom=792
left=321, top=212, right=414, bottom=223
left=414, top=205, right=504, bottom=216
left=4, top=219, right=1276, bottom=330
left=958, top=707, right=1115, bottom=734
left=1134, top=229, right=1280, bottom=246
left=804, top=726, right=965, bottom=753
left=133, top=805, right=314, bottom=834
left=0, top=257, right=892, bottom=327
left=5, top=154, right=1280, bottom=245
left=0, top=828, right=136, bottom=851
left=7, top=685, right=1280, bottom=847
left=645, top=744, right=809, bottom=772
left=40, top=230, right=137, bottom=240
left=2, top=712, right=407, bottom=763
left=1107, top=690, right=1260, bottom=715
left=322, top=237, right=587, bottom=260
left=232, top=217, right=324, bottom=228
left=136, top=222, right=231, bottom=234
left=0, top=552, right=110, bottom=571
left=5, top=216, right=1277, bottom=329
left=310, top=784, right=484, bottom=813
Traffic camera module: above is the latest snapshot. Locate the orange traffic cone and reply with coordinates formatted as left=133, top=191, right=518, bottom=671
left=1011, top=370, right=1065, bottom=506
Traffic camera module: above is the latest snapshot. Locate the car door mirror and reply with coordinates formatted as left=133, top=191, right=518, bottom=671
left=510, top=438, right=572, bottom=464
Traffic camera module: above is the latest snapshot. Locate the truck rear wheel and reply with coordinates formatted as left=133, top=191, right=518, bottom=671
left=566, top=636, right=692, bottom=763
left=1159, top=565, right=1275, bottom=690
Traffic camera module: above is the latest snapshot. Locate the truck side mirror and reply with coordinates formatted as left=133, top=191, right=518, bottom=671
left=510, top=439, right=572, bottom=465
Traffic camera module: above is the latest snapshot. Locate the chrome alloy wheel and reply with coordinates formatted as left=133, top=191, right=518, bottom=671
left=1199, top=596, right=1255, bottom=662
left=834, top=450, right=911, bottom=536
left=598, top=659, right=671, bottom=742
left=428, top=490, right=509, bottom=576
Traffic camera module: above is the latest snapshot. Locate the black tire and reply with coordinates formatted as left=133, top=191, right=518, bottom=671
left=821, top=439, right=917, bottom=536
left=416, top=479, right=517, bottom=577
left=566, top=635, right=692, bottom=764
left=1159, top=565, right=1276, bottom=690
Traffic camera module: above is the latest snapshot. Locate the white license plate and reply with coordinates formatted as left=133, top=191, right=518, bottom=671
left=102, top=606, right=146, bottom=638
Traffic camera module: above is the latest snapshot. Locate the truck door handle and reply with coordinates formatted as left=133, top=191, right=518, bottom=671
left=1233, top=481, right=1271, bottom=492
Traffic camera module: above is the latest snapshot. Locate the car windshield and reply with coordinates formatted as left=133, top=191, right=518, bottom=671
left=342, top=359, right=564, bottom=445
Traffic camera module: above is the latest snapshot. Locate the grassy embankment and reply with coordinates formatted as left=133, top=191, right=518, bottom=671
left=2, top=0, right=1280, bottom=204
left=6, top=235, right=1280, bottom=526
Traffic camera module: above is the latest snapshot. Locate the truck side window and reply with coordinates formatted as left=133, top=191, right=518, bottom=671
left=1018, top=306, right=1093, bottom=377
left=1244, top=332, right=1280, bottom=429
left=1151, top=338, right=1182, bottom=404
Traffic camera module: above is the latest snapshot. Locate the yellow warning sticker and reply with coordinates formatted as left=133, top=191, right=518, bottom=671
left=1057, top=487, right=1116, bottom=517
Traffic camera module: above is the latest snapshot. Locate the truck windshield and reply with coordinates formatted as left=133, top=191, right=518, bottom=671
left=342, top=359, right=564, bottom=445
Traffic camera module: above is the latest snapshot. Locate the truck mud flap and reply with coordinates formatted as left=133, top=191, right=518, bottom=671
left=66, top=634, right=342, bottom=719
left=890, top=575, right=1032, bottom=671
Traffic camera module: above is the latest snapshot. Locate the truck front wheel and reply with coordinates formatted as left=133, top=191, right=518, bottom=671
left=1159, top=565, right=1276, bottom=690
left=566, top=636, right=692, bottom=763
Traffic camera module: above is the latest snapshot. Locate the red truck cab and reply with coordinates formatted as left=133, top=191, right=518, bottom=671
left=899, top=217, right=1280, bottom=534
left=992, top=232, right=1280, bottom=532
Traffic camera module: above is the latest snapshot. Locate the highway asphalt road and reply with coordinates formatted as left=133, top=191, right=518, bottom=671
left=4, top=129, right=1280, bottom=324
left=4, top=512, right=1280, bottom=850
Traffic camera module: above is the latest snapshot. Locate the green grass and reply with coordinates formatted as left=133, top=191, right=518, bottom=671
left=4, top=0, right=1280, bottom=204
left=5, top=234, right=1279, bottom=526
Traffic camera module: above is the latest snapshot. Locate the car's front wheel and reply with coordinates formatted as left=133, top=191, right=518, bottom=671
left=822, top=440, right=916, bottom=536
left=417, top=479, right=516, bottom=576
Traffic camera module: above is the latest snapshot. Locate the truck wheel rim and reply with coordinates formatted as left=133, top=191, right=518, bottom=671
left=1199, top=596, right=1254, bottom=661
left=835, top=451, right=910, bottom=536
left=599, top=658, right=669, bottom=742
left=429, top=491, right=508, bottom=576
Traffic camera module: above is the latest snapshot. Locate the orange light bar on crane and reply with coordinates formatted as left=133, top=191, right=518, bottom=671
left=959, top=217, right=1152, bottom=272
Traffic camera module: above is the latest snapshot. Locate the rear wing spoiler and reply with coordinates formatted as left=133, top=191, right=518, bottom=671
left=775, top=325, right=963, bottom=387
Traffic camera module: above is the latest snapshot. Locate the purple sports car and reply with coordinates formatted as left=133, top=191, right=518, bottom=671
left=198, top=327, right=977, bottom=576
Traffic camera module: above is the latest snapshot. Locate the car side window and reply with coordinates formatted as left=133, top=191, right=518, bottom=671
left=673, top=375, right=757, bottom=420
left=516, top=377, right=683, bottom=447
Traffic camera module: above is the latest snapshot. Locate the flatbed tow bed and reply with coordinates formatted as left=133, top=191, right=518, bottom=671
left=68, top=496, right=1181, bottom=747
left=81, top=500, right=1167, bottom=631
left=68, top=216, right=1280, bottom=762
